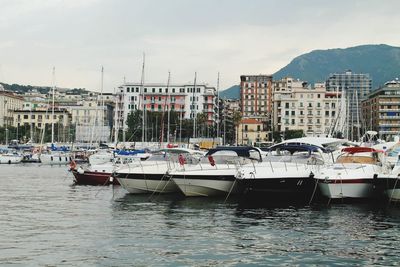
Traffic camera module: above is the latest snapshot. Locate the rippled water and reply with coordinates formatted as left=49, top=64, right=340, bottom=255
left=1, top=165, right=400, bottom=266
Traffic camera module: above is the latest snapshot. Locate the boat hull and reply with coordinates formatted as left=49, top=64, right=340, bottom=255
left=171, top=175, right=237, bottom=197
left=0, top=155, right=23, bottom=164
left=116, top=174, right=178, bottom=194
left=236, top=176, right=316, bottom=201
left=72, top=170, right=118, bottom=185
left=317, top=179, right=377, bottom=199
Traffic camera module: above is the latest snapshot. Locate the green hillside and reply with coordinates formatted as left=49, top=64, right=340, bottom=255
left=273, top=44, right=400, bottom=88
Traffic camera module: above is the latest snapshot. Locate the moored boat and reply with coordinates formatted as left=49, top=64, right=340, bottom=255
left=113, top=148, right=204, bottom=194
left=235, top=143, right=326, bottom=201
left=170, top=146, right=262, bottom=197
left=314, top=147, right=390, bottom=200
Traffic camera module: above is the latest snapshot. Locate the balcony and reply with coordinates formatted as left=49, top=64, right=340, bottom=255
left=379, top=109, right=400, bottom=112
left=380, top=116, right=400, bottom=119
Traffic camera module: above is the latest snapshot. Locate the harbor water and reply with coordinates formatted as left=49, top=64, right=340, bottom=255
left=1, top=165, right=400, bottom=266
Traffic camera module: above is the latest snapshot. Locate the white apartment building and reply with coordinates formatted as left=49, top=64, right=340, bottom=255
left=118, top=83, right=217, bottom=128
left=0, top=85, right=24, bottom=127
left=273, top=77, right=341, bottom=137
left=67, top=100, right=111, bottom=142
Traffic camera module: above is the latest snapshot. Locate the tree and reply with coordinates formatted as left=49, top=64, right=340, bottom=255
left=232, top=111, right=242, bottom=146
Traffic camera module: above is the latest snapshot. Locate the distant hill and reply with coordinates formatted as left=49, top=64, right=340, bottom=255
left=0, top=82, right=88, bottom=95
left=219, top=85, right=240, bottom=99
left=273, top=44, right=400, bottom=88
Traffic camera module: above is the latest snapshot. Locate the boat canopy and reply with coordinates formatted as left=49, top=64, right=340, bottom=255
left=51, top=143, right=70, bottom=152
left=341, top=147, right=383, bottom=154
left=115, top=149, right=147, bottom=156
left=206, top=146, right=262, bottom=161
left=268, top=143, right=327, bottom=154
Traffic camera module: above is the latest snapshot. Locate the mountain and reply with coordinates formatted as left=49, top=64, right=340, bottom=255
left=219, top=44, right=400, bottom=100
left=219, top=85, right=240, bottom=99
left=273, top=44, right=400, bottom=88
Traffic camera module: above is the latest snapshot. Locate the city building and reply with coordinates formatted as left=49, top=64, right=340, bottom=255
left=67, top=101, right=111, bottom=143
left=118, top=82, right=217, bottom=130
left=240, top=75, right=273, bottom=119
left=273, top=77, right=341, bottom=138
left=12, top=108, right=71, bottom=142
left=362, top=79, right=400, bottom=141
left=237, top=118, right=269, bottom=145
left=0, top=85, right=24, bottom=127
left=326, top=70, right=372, bottom=139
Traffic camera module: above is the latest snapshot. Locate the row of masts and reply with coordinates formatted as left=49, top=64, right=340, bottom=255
left=27, top=59, right=222, bottom=146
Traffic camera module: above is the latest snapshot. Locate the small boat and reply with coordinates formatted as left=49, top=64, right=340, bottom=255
left=39, top=144, right=73, bottom=165
left=71, top=154, right=146, bottom=186
left=315, top=147, right=390, bottom=200
left=0, top=149, right=23, bottom=164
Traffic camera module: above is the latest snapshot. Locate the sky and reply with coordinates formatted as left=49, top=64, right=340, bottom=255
left=0, top=0, right=399, bottom=93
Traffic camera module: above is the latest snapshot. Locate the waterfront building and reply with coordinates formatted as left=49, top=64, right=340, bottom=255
left=362, top=79, right=400, bottom=141
left=273, top=77, right=341, bottom=137
left=118, top=82, right=217, bottom=130
left=326, top=70, right=372, bottom=139
left=12, top=108, right=71, bottom=142
left=68, top=101, right=111, bottom=143
left=0, top=85, right=24, bottom=127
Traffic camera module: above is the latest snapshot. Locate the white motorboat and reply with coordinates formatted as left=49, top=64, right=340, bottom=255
left=170, top=147, right=262, bottom=197
left=235, top=143, right=326, bottom=201
left=113, top=148, right=204, bottom=194
left=376, top=152, right=400, bottom=201
left=315, top=147, right=390, bottom=200
left=0, top=149, right=23, bottom=164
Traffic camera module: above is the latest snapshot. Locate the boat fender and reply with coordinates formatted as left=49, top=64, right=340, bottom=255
left=208, top=155, right=216, bottom=166
left=77, top=167, right=84, bottom=174
left=109, top=176, right=114, bottom=182
left=178, top=154, right=185, bottom=166
left=69, top=160, right=77, bottom=171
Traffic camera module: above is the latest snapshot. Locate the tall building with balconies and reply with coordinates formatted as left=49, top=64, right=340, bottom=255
left=362, top=79, right=400, bottom=141
left=273, top=77, right=341, bottom=137
left=326, top=70, right=372, bottom=140
left=240, top=75, right=273, bottom=120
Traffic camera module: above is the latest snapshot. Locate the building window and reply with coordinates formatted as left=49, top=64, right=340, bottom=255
left=244, top=125, right=248, bottom=131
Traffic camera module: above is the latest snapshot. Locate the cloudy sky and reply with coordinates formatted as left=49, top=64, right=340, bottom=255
left=0, top=0, right=399, bottom=92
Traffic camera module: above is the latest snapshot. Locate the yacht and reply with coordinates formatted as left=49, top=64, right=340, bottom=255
left=315, top=147, right=390, bottom=199
left=170, top=147, right=262, bottom=197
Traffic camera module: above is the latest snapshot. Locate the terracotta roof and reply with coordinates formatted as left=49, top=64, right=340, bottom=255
left=241, top=118, right=262, bottom=124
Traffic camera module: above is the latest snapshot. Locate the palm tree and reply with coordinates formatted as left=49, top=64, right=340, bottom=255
left=232, top=111, right=242, bottom=146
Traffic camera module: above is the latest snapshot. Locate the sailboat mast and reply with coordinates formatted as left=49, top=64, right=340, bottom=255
left=51, top=66, right=55, bottom=144
left=192, top=72, right=197, bottom=138
left=113, top=87, right=119, bottom=146
left=166, top=71, right=171, bottom=144
left=216, top=72, right=220, bottom=139
left=140, top=53, right=146, bottom=144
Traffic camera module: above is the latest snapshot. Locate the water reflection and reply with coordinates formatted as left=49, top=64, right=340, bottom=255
left=2, top=165, right=400, bottom=266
